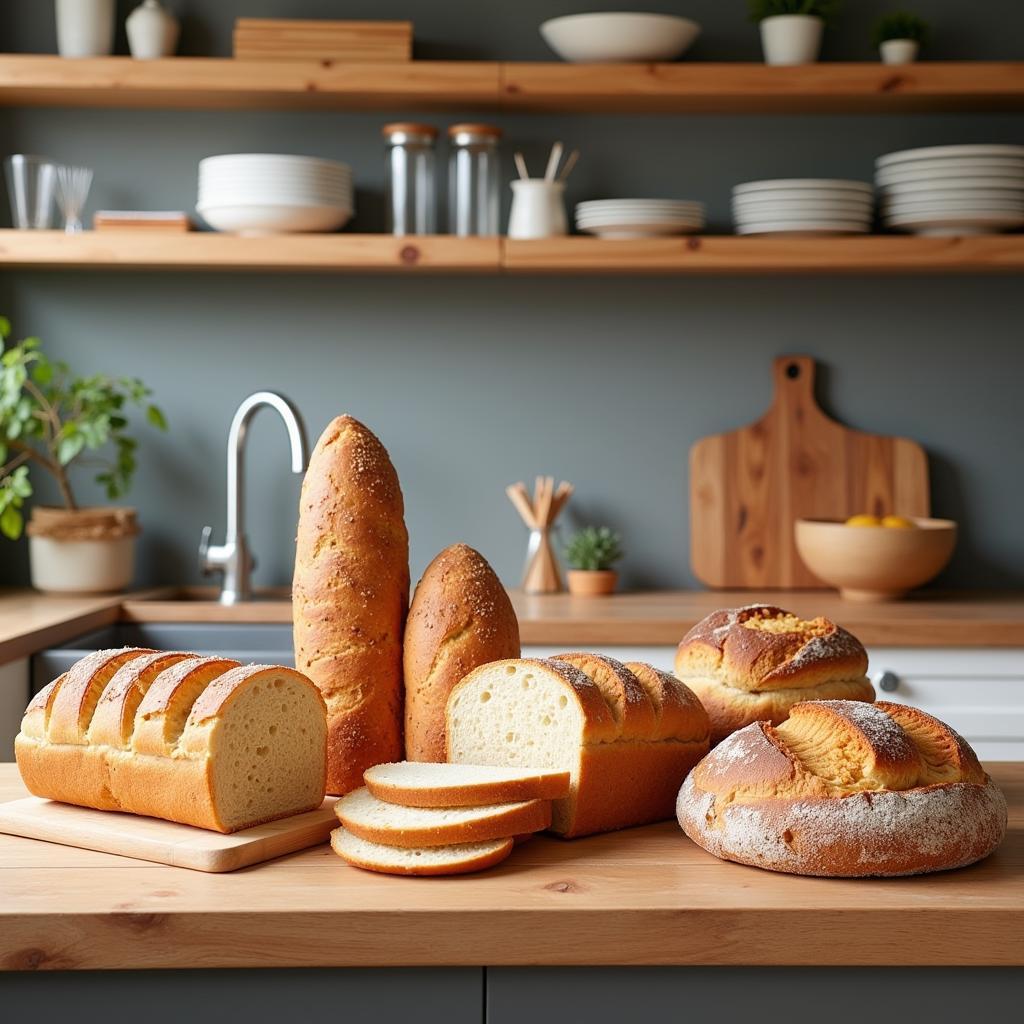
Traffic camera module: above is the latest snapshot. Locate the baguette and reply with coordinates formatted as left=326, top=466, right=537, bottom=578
left=677, top=700, right=1008, bottom=877
left=447, top=656, right=710, bottom=838
left=293, top=415, right=410, bottom=795
left=404, top=543, right=520, bottom=762
left=15, top=651, right=328, bottom=833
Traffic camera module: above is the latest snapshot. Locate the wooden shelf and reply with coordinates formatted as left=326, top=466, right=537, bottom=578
left=0, top=56, right=1022, bottom=113
left=2, top=231, right=1023, bottom=275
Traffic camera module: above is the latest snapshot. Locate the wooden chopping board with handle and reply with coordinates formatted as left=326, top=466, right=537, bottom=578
left=690, top=355, right=930, bottom=589
left=0, top=796, right=337, bottom=872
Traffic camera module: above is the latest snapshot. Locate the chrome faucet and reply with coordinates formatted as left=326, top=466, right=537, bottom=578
left=199, top=391, right=308, bottom=605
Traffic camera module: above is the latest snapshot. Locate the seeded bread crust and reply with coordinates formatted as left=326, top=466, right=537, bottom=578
left=292, top=415, right=410, bottom=795
left=404, top=543, right=520, bottom=762
left=676, top=699, right=1007, bottom=877
left=675, top=605, right=873, bottom=743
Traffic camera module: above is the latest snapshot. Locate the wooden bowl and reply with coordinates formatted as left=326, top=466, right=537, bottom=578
left=794, top=518, right=957, bottom=602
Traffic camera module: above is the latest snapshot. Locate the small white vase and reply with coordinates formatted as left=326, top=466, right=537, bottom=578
left=880, top=39, right=920, bottom=65
left=126, top=0, right=180, bottom=60
left=55, top=0, right=115, bottom=58
left=508, top=179, right=568, bottom=240
left=759, top=15, right=824, bottom=66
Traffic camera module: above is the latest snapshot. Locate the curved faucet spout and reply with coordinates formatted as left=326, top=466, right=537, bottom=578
left=200, top=391, right=309, bottom=605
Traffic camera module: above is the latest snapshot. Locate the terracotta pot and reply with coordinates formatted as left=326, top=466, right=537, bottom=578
left=566, top=569, right=618, bottom=597
left=26, top=506, right=139, bottom=593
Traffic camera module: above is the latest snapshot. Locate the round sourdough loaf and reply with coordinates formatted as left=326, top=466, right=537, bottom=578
left=676, top=700, right=1008, bottom=877
left=675, top=605, right=874, bottom=744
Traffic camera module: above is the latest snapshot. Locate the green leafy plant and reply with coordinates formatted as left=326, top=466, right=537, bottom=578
left=0, top=317, right=167, bottom=540
left=873, top=11, right=930, bottom=46
left=748, top=0, right=841, bottom=22
left=565, top=526, right=623, bottom=572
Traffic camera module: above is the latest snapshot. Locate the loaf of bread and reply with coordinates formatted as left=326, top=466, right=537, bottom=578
left=293, top=415, right=410, bottom=795
left=675, top=605, right=875, bottom=744
left=404, top=543, right=520, bottom=762
left=15, top=648, right=328, bottom=833
left=447, top=655, right=710, bottom=838
left=677, top=699, right=1008, bottom=877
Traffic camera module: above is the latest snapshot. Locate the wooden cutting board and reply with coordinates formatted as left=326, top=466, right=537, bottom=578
left=0, top=796, right=337, bottom=872
left=690, top=355, right=930, bottom=589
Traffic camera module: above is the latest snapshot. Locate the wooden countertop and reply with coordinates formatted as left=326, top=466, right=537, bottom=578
left=0, top=763, right=1020, bottom=970
left=2, top=588, right=1024, bottom=667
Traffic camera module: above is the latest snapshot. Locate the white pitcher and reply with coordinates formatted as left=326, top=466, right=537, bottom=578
left=508, top=180, right=568, bottom=240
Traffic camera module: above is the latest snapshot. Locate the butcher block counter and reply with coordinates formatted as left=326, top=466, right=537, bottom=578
left=1, top=763, right=1021, bottom=971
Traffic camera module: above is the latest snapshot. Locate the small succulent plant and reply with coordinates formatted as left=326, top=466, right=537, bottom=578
left=565, top=526, right=623, bottom=572
left=873, top=11, right=930, bottom=46
left=748, top=0, right=841, bottom=23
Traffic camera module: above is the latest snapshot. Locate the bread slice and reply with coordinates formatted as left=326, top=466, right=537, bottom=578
left=330, top=827, right=514, bottom=876
left=447, top=658, right=710, bottom=838
left=335, top=786, right=550, bottom=847
left=364, top=761, right=570, bottom=807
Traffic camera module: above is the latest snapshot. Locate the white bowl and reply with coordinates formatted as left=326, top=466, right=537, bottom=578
left=540, top=12, right=701, bottom=62
left=197, top=203, right=353, bottom=234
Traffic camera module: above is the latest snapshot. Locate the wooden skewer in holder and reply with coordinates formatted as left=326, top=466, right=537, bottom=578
left=506, top=476, right=574, bottom=594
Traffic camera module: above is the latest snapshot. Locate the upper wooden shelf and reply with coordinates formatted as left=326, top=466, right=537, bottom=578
left=0, top=56, right=1022, bottom=113
left=2, top=231, right=1023, bottom=276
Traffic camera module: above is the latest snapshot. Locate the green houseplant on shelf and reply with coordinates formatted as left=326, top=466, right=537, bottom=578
left=873, top=12, right=930, bottom=65
left=748, top=0, right=841, bottom=66
left=0, top=317, right=167, bottom=593
left=564, top=526, right=623, bottom=597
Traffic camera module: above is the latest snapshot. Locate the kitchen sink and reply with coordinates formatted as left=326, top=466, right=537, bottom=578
left=31, top=623, right=294, bottom=695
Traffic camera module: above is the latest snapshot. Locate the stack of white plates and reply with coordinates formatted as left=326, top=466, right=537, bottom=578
left=197, top=154, right=354, bottom=234
left=876, top=145, right=1024, bottom=236
left=575, top=199, right=705, bottom=238
left=732, top=179, right=874, bottom=236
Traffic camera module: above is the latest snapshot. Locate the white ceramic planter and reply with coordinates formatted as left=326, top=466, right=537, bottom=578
left=508, top=179, right=568, bottom=239
left=55, top=0, right=115, bottom=58
left=29, top=535, right=135, bottom=593
left=126, top=0, right=180, bottom=60
left=759, top=15, right=824, bottom=66
left=880, top=39, right=920, bottom=65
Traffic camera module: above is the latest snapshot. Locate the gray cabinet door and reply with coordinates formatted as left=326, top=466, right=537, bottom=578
left=0, top=967, right=484, bottom=1024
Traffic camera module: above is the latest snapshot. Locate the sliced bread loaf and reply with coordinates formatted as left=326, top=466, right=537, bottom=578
left=331, top=827, right=514, bottom=876
left=446, top=657, right=711, bottom=838
left=364, top=761, right=570, bottom=807
left=335, top=785, right=550, bottom=847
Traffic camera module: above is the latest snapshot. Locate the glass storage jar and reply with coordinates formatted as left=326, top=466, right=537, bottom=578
left=447, top=123, right=501, bottom=237
left=382, top=122, right=437, bottom=235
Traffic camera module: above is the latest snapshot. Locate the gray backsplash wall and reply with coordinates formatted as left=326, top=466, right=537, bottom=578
left=0, top=1, right=1022, bottom=592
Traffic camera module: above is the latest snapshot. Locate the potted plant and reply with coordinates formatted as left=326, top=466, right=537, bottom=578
left=0, top=317, right=167, bottom=593
left=873, top=12, right=929, bottom=65
left=564, top=526, right=623, bottom=597
left=748, top=0, right=840, bottom=66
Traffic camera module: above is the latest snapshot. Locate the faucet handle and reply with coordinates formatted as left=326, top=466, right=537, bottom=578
left=199, top=525, right=214, bottom=575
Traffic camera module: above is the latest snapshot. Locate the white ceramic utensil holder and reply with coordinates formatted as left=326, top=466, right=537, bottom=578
left=759, top=15, right=824, bottom=66
left=29, top=535, right=135, bottom=593
left=508, top=180, right=568, bottom=240
left=880, top=39, right=920, bottom=65
left=55, top=0, right=116, bottom=58
left=127, top=0, right=180, bottom=60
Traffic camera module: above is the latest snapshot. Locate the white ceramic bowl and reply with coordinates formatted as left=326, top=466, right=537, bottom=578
left=197, top=203, right=353, bottom=234
left=540, top=12, right=701, bottom=62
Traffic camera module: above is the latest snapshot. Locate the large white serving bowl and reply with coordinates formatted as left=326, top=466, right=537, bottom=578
left=540, top=12, right=701, bottom=62
left=197, top=203, right=353, bottom=234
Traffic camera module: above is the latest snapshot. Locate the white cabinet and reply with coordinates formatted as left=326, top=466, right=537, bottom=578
left=523, top=645, right=1024, bottom=761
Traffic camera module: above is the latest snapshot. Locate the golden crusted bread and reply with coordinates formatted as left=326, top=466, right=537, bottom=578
left=447, top=656, right=710, bottom=838
left=364, top=761, right=571, bottom=807
left=675, top=605, right=874, bottom=743
left=292, top=415, right=410, bottom=795
left=15, top=650, right=328, bottom=833
left=404, top=543, right=520, bottom=762
left=676, top=699, right=1007, bottom=877
left=331, top=827, right=514, bottom=876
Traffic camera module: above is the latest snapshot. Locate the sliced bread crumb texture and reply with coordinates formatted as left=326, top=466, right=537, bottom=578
left=364, top=761, right=571, bottom=807
left=331, top=827, right=514, bottom=876
left=335, top=785, right=550, bottom=847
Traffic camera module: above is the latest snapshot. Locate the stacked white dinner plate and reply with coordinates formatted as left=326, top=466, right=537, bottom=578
left=575, top=199, right=705, bottom=238
left=875, top=144, right=1024, bottom=236
left=197, top=154, right=354, bottom=234
left=732, top=179, right=874, bottom=235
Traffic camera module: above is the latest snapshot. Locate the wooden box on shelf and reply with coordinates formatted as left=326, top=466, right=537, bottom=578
left=232, top=19, right=413, bottom=63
